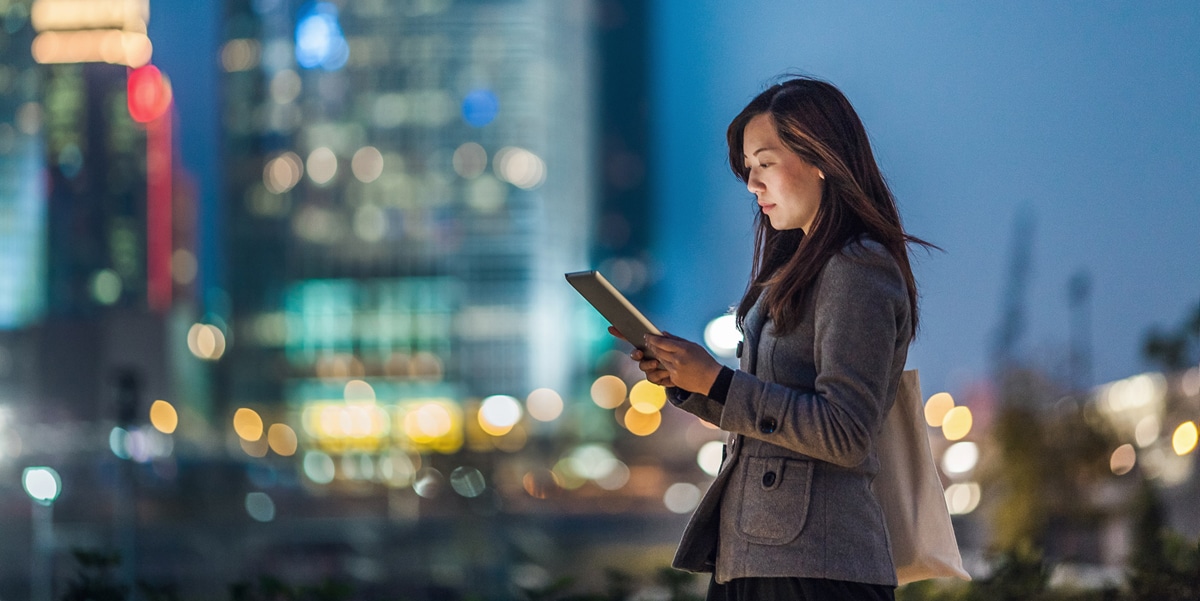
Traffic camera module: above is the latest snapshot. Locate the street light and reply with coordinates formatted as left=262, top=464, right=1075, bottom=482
left=23, top=466, right=61, bottom=601
left=703, top=313, right=742, bottom=363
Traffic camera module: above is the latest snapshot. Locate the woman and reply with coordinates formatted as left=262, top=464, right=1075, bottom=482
left=621, top=77, right=931, bottom=600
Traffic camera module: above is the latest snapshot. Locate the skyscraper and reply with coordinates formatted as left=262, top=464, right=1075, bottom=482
left=221, top=0, right=597, bottom=461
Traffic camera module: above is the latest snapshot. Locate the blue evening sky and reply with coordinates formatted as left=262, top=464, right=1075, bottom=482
left=650, top=1, right=1200, bottom=397
left=148, top=1, right=1198, bottom=399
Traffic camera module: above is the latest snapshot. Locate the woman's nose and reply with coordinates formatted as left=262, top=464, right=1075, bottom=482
left=747, top=174, right=764, bottom=194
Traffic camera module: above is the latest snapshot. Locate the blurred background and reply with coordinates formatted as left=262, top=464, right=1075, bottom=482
left=0, top=0, right=1197, bottom=599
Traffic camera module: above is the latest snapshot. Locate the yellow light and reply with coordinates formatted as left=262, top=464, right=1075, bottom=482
left=1172, top=421, right=1198, bottom=456
left=1110, top=443, right=1136, bottom=475
left=233, top=408, right=264, bottom=441
left=525, top=388, right=564, bottom=422
left=267, top=424, right=298, bottom=456
left=590, top=375, right=627, bottom=409
left=629, top=380, right=667, bottom=414
left=31, top=0, right=149, bottom=33
left=394, top=400, right=462, bottom=454
left=148, top=400, right=178, bottom=434
left=31, top=30, right=152, bottom=67
left=941, top=406, right=973, bottom=441
left=924, top=392, right=955, bottom=427
left=623, top=408, right=662, bottom=436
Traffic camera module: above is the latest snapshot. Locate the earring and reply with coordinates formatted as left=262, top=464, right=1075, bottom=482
left=818, top=171, right=825, bottom=180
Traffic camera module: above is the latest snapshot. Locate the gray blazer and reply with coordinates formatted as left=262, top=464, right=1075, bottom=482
left=670, top=238, right=911, bottom=586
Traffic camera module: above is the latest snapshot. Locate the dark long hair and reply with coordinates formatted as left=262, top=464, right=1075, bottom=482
left=729, top=77, right=935, bottom=337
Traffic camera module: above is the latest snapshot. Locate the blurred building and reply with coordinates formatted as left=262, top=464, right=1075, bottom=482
left=219, top=0, right=601, bottom=461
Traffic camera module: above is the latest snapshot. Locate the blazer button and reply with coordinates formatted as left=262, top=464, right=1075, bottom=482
left=762, top=471, right=776, bottom=487
left=759, top=417, right=777, bottom=434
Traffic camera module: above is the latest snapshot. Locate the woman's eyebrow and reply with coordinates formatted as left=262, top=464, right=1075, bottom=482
left=743, top=147, right=777, bottom=158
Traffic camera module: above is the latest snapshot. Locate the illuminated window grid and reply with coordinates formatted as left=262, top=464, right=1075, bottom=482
left=283, top=277, right=456, bottom=367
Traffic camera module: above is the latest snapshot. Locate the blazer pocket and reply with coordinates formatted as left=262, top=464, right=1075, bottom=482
left=736, top=456, right=814, bottom=545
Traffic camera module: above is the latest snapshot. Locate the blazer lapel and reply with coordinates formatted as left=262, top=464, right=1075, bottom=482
left=740, top=300, right=766, bottom=376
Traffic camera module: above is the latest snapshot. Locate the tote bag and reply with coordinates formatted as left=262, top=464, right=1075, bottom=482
left=873, top=369, right=972, bottom=584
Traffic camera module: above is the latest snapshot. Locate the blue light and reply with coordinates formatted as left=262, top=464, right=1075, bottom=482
left=462, top=89, right=499, bottom=127
left=295, top=2, right=349, bottom=71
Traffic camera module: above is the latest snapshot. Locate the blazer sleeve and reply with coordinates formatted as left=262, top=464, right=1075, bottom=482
left=666, top=387, right=726, bottom=427
left=716, top=247, right=907, bottom=467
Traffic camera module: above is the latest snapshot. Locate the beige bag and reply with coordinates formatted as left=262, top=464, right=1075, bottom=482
left=873, top=370, right=972, bottom=584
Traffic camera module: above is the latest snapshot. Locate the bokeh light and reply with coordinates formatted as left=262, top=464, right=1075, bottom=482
left=294, top=1, right=348, bottom=70
left=240, top=436, right=269, bottom=458
left=109, top=427, right=131, bottom=460
left=567, top=444, right=618, bottom=480
left=343, top=379, right=376, bottom=403
left=306, top=147, right=338, bottom=185
left=351, top=146, right=384, bottom=182
left=493, top=146, right=546, bottom=189
left=522, top=469, right=558, bottom=499
left=1110, top=443, right=1137, bottom=475
left=478, top=395, right=522, bottom=436
left=629, top=380, right=666, bottom=414
left=594, top=460, right=631, bottom=491
left=149, top=400, right=178, bottom=434
left=703, top=314, right=741, bottom=358
left=187, top=324, right=227, bottom=360
left=1134, top=414, right=1161, bottom=448
left=590, top=375, right=627, bottom=409
left=462, top=89, right=499, bottom=127
left=91, top=269, right=122, bottom=305
left=221, top=38, right=260, bottom=71
left=413, top=467, right=444, bottom=498
left=303, top=451, right=336, bottom=484
left=267, top=423, right=298, bottom=456
left=1172, top=421, right=1198, bottom=456
left=944, top=482, right=981, bottom=515
left=623, top=408, right=661, bottom=436
left=941, top=406, right=973, bottom=441
left=664, top=482, right=702, bottom=514
left=452, top=142, right=487, bottom=179
left=233, top=408, right=264, bottom=441
left=450, top=466, right=486, bottom=498
left=22, top=467, right=61, bottom=505
left=264, top=152, right=303, bottom=193
left=924, top=392, right=955, bottom=427
left=941, top=441, right=979, bottom=475
left=525, top=388, right=563, bottom=422
left=697, top=441, right=724, bottom=477
left=171, top=249, right=198, bottom=285
left=245, top=492, right=276, bottom=522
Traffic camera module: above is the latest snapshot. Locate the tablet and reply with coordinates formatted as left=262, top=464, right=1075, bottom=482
left=566, top=270, right=662, bottom=358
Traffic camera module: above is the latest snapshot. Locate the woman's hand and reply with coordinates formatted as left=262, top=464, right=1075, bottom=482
left=608, top=326, right=723, bottom=394
left=607, top=326, right=676, bottom=388
left=643, top=333, right=724, bottom=395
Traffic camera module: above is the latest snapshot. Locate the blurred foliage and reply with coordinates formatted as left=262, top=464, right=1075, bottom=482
left=1142, top=301, right=1200, bottom=372
left=228, top=576, right=353, bottom=601
left=983, top=369, right=1116, bottom=558
left=60, top=550, right=128, bottom=601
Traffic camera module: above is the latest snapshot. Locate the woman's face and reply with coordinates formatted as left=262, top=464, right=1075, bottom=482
left=742, top=113, right=824, bottom=233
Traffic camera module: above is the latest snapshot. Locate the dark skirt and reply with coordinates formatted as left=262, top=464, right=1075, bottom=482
left=706, top=575, right=896, bottom=601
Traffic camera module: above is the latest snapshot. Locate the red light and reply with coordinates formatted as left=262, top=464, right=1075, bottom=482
left=127, top=65, right=172, bottom=123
